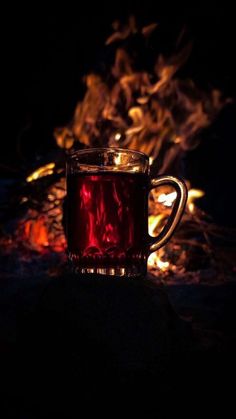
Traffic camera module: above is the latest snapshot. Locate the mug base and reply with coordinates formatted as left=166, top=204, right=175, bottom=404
left=70, top=265, right=147, bottom=278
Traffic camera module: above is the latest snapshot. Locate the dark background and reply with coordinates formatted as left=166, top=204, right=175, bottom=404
left=2, top=3, right=236, bottom=226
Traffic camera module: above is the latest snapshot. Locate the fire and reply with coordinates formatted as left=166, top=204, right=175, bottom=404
left=157, top=191, right=177, bottom=207
left=148, top=209, right=170, bottom=272
left=26, top=163, right=55, bottom=183
left=154, top=187, right=204, bottom=212
left=148, top=249, right=170, bottom=272
left=114, top=132, right=122, bottom=141
left=54, top=18, right=227, bottom=171
left=18, top=176, right=67, bottom=252
left=148, top=214, right=165, bottom=236
left=7, top=17, right=229, bottom=278
left=187, top=189, right=205, bottom=214
left=23, top=215, right=49, bottom=250
left=147, top=187, right=204, bottom=271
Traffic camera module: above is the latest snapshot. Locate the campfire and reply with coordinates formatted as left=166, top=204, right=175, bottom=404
left=0, top=17, right=233, bottom=280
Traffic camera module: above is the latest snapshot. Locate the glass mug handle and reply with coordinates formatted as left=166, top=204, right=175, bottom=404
left=148, top=176, right=188, bottom=253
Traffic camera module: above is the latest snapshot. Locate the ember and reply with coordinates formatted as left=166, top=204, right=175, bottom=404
left=17, top=175, right=67, bottom=253
left=0, top=17, right=233, bottom=278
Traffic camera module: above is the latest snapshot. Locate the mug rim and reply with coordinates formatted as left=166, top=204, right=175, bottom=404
left=68, top=147, right=149, bottom=162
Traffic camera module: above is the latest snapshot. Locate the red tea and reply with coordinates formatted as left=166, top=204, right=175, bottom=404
left=66, top=172, right=149, bottom=275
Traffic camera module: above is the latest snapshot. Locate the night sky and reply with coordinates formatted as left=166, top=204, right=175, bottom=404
left=2, top=3, right=236, bottom=226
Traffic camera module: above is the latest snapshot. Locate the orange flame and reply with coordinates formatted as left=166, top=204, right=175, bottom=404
left=23, top=216, right=49, bottom=251
left=187, top=189, right=205, bottom=214
left=54, top=17, right=227, bottom=173
left=148, top=187, right=204, bottom=271
left=148, top=250, right=170, bottom=272
left=26, top=163, right=55, bottom=183
left=21, top=176, right=67, bottom=252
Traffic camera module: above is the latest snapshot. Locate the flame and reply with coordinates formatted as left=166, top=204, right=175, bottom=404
left=54, top=127, right=74, bottom=149
left=148, top=250, right=170, bottom=271
left=54, top=17, right=227, bottom=167
left=26, top=163, right=55, bottom=183
left=157, top=191, right=177, bottom=207
left=20, top=178, right=67, bottom=252
left=148, top=214, right=165, bottom=235
left=147, top=187, right=204, bottom=271
left=187, top=188, right=205, bottom=214
left=114, top=132, right=122, bottom=141
left=23, top=216, right=49, bottom=250
left=58, top=20, right=227, bottom=167
left=148, top=211, right=170, bottom=271
left=154, top=187, right=204, bottom=210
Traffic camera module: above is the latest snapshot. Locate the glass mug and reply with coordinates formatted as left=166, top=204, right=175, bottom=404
left=66, top=148, right=187, bottom=277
